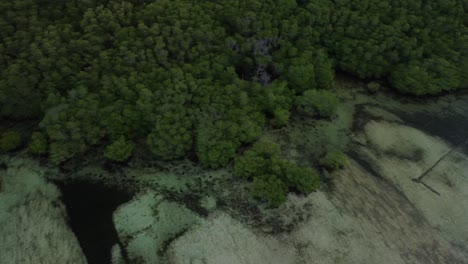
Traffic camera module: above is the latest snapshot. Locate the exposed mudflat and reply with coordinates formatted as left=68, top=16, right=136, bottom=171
left=1, top=85, right=467, bottom=264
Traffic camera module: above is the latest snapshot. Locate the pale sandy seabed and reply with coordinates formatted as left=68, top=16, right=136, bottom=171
left=1, top=84, right=467, bottom=264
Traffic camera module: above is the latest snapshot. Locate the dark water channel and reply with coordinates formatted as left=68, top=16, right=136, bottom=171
left=391, top=95, right=468, bottom=153
left=56, top=181, right=133, bottom=264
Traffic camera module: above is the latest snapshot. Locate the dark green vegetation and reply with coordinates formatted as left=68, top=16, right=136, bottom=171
left=320, top=151, right=350, bottom=171
left=295, top=89, right=339, bottom=118
left=0, top=131, right=22, bottom=152
left=28, top=132, right=48, bottom=155
left=235, top=141, right=320, bottom=206
left=0, top=0, right=466, bottom=205
left=366, top=82, right=381, bottom=94
left=104, top=136, right=134, bottom=162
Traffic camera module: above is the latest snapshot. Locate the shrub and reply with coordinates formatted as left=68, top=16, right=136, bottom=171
left=320, top=151, right=350, bottom=170
left=0, top=131, right=22, bottom=152
left=196, top=118, right=243, bottom=168
left=104, top=136, right=134, bottom=162
left=287, top=60, right=316, bottom=93
left=235, top=140, right=320, bottom=207
left=284, top=50, right=334, bottom=93
left=234, top=140, right=281, bottom=179
left=271, top=108, right=290, bottom=127
left=49, top=142, right=75, bottom=165
left=234, top=153, right=270, bottom=180
left=295, top=90, right=339, bottom=118
left=366, top=82, right=381, bottom=94
left=281, top=162, right=320, bottom=193
left=249, top=140, right=281, bottom=158
left=28, top=132, right=48, bottom=155
left=390, top=58, right=463, bottom=95
left=251, top=174, right=288, bottom=208
left=197, top=139, right=238, bottom=169
left=147, top=116, right=193, bottom=160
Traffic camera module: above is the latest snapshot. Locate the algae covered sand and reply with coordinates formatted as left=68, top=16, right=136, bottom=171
left=0, top=159, right=86, bottom=264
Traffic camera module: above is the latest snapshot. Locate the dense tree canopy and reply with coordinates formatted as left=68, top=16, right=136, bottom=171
left=0, top=0, right=465, bottom=167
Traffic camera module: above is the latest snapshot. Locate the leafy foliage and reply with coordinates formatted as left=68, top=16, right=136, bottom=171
left=251, top=175, right=288, bottom=208
left=390, top=57, right=464, bottom=95
left=104, top=136, right=134, bottom=162
left=0, top=131, right=22, bottom=152
left=147, top=108, right=193, bottom=160
left=235, top=141, right=320, bottom=207
left=280, top=162, right=320, bottom=193
left=366, top=82, right=381, bottom=94
left=320, top=151, right=350, bottom=171
left=295, top=90, right=339, bottom=118
left=28, top=132, right=48, bottom=155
